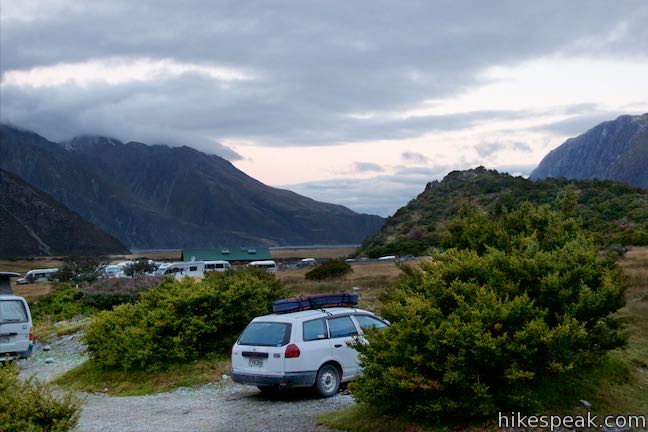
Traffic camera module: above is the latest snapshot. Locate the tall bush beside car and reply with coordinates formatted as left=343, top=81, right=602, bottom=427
left=351, top=204, right=626, bottom=419
left=84, top=269, right=289, bottom=371
left=0, top=363, right=80, bottom=432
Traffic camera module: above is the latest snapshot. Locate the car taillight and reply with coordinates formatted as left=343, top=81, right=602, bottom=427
left=29, top=327, right=33, bottom=342
left=285, top=343, right=300, bottom=358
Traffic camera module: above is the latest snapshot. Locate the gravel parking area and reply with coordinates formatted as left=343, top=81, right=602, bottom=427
left=17, top=334, right=354, bottom=432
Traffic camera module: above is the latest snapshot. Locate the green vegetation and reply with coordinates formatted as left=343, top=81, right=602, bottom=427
left=305, top=259, right=353, bottom=280
left=0, top=363, right=81, bottom=432
left=55, top=256, right=106, bottom=284
left=84, top=269, right=288, bottom=371
left=53, top=356, right=231, bottom=396
left=31, top=276, right=160, bottom=321
left=350, top=204, right=626, bottom=420
left=361, top=167, right=648, bottom=258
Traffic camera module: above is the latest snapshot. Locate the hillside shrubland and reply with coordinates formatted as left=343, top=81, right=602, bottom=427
left=361, top=167, right=648, bottom=258
left=83, top=269, right=288, bottom=371
left=351, top=203, right=626, bottom=419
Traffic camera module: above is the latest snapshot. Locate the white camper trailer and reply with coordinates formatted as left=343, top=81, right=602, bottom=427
left=154, top=261, right=205, bottom=279
left=204, top=261, right=231, bottom=272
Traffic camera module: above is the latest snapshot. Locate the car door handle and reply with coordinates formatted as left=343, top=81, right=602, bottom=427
left=334, top=344, right=343, bottom=348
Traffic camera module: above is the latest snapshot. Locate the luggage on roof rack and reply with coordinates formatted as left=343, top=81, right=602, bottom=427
left=272, top=293, right=358, bottom=314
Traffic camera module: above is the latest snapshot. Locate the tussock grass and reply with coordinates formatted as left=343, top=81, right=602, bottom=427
left=53, top=357, right=231, bottom=396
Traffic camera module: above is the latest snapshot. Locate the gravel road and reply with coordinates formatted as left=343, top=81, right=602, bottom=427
left=17, top=334, right=355, bottom=432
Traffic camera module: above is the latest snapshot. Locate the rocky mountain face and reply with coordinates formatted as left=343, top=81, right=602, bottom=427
left=530, top=114, right=648, bottom=188
left=0, top=168, right=129, bottom=258
left=0, top=124, right=384, bottom=249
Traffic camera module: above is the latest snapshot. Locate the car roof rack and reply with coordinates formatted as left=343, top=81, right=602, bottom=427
left=272, top=293, right=358, bottom=314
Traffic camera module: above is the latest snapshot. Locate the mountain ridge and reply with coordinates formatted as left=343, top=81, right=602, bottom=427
left=530, top=113, right=648, bottom=188
left=0, top=124, right=384, bottom=249
left=0, top=168, right=129, bottom=258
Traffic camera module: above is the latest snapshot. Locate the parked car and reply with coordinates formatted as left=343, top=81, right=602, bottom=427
left=0, top=294, right=34, bottom=360
left=231, top=298, right=388, bottom=397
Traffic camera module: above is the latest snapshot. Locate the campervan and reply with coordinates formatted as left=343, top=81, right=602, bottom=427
left=248, top=260, right=278, bottom=273
left=16, top=268, right=59, bottom=285
left=154, top=261, right=205, bottom=279
left=204, top=261, right=231, bottom=272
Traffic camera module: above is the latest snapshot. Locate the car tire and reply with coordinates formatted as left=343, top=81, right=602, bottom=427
left=315, top=364, right=340, bottom=398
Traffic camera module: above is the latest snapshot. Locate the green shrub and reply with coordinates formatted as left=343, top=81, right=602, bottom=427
left=305, top=259, right=352, bottom=280
left=83, top=269, right=289, bottom=371
left=30, top=284, right=89, bottom=321
left=0, top=363, right=80, bottom=432
left=351, top=204, right=626, bottom=419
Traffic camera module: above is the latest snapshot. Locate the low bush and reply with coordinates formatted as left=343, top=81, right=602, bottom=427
left=30, top=284, right=89, bottom=321
left=351, top=204, right=626, bottom=419
left=0, top=363, right=81, bottom=432
left=83, top=269, right=289, bottom=371
left=305, top=259, right=352, bottom=280
left=82, top=276, right=160, bottom=310
left=123, top=259, right=157, bottom=277
left=31, top=276, right=160, bottom=322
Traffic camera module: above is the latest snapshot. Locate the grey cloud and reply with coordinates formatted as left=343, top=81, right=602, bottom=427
left=476, top=142, right=505, bottom=158
left=353, top=162, right=384, bottom=173
left=402, top=151, right=428, bottom=164
left=512, top=142, right=532, bottom=153
left=1, top=0, right=646, bottom=152
left=530, top=111, right=633, bottom=136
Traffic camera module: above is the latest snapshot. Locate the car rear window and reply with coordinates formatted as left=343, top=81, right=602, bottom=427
left=0, top=300, right=28, bottom=323
left=238, top=322, right=292, bottom=347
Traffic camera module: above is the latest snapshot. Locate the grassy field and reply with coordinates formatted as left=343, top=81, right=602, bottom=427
left=278, top=261, right=403, bottom=312
left=317, top=247, right=648, bottom=431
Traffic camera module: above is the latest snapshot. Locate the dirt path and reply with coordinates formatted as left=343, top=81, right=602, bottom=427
left=17, top=335, right=354, bottom=432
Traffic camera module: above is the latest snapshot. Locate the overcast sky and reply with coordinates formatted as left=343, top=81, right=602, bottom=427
left=1, top=1, right=647, bottom=216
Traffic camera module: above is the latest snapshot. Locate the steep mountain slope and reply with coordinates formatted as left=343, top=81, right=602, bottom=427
left=360, top=167, right=648, bottom=257
left=530, top=113, right=648, bottom=188
left=0, top=125, right=383, bottom=249
left=0, top=168, right=129, bottom=258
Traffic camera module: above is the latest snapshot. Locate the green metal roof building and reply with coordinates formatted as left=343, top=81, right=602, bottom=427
left=181, top=247, right=272, bottom=262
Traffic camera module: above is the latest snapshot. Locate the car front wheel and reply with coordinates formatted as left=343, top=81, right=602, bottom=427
left=315, top=364, right=340, bottom=398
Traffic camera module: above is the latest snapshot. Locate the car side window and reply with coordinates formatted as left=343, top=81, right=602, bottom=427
left=303, top=318, right=328, bottom=341
left=354, top=315, right=388, bottom=331
left=328, top=316, right=358, bottom=338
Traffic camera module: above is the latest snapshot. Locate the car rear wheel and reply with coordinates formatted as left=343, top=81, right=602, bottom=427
left=315, top=364, right=340, bottom=398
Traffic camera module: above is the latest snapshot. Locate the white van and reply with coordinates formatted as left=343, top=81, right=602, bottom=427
left=16, top=268, right=59, bottom=284
left=249, top=260, right=278, bottom=273
left=0, top=294, right=34, bottom=360
left=154, top=261, right=205, bottom=279
left=204, top=261, right=231, bottom=272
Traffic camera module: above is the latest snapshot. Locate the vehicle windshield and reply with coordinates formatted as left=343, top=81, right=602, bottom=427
left=238, top=322, right=292, bottom=347
left=0, top=300, right=28, bottom=324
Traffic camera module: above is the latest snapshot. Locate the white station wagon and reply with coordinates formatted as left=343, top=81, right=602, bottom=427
left=231, top=303, right=388, bottom=397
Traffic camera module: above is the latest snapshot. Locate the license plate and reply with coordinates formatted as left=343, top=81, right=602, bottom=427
left=248, top=359, right=264, bottom=368
left=0, top=336, right=9, bottom=343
